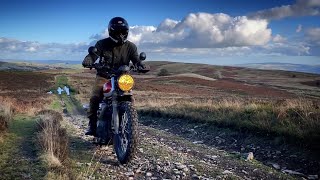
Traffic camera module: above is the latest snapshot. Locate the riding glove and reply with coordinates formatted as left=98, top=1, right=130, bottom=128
left=82, top=55, right=95, bottom=67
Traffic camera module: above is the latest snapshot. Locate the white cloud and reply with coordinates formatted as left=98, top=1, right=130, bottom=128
left=305, top=27, right=320, bottom=45
left=272, top=34, right=287, bottom=43
left=296, top=24, right=303, bottom=33
left=126, top=13, right=271, bottom=48
left=0, top=38, right=39, bottom=52
left=258, top=42, right=310, bottom=56
left=0, top=37, right=88, bottom=60
left=249, top=0, right=320, bottom=20
left=129, top=26, right=157, bottom=45
left=2, top=10, right=319, bottom=62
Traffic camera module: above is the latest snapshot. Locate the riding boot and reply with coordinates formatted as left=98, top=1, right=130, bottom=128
left=85, top=117, right=97, bottom=136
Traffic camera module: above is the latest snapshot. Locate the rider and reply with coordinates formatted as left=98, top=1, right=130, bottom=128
left=82, top=17, right=145, bottom=136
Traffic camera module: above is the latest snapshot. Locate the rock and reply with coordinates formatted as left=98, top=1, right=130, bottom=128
left=192, top=174, right=200, bottom=179
left=272, top=163, right=281, bottom=170
left=136, top=168, right=141, bottom=173
left=128, top=177, right=134, bottom=180
left=188, top=165, right=196, bottom=171
left=200, top=159, right=207, bottom=164
left=183, top=167, right=189, bottom=172
left=125, top=171, right=134, bottom=177
left=156, top=165, right=161, bottom=171
left=173, top=170, right=180, bottom=175
left=242, top=170, right=248, bottom=175
left=308, top=175, right=318, bottom=179
left=246, top=152, right=254, bottom=161
left=176, top=164, right=187, bottom=170
left=282, top=169, right=305, bottom=177
left=138, top=148, right=144, bottom=153
left=86, top=163, right=92, bottom=166
left=222, top=170, right=233, bottom=174
left=193, top=141, right=204, bottom=144
left=146, top=172, right=152, bottom=177
left=241, top=147, right=245, bottom=151
left=76, top=162, right=83, bottom=167
left=205, top=155, right=218, bottom=160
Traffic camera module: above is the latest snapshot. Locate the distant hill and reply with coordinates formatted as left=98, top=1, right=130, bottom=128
left=28, top=60, right=81, bottom=65
left=0, top=60, right=81, bottom=71
left=236, top=63, right=320, bottom=75
left=1, top=61, right=44, bottom=71
left=0, top=59, right=81, bottom=65
left=1, top=59, right=319, bottom=76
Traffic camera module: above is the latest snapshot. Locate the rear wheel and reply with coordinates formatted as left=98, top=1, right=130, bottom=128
left=114, top=102, right=138, bottom=164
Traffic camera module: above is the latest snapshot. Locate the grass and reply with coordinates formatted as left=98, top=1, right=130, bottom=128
left=0, top=97, right=14, bottom=141
left=0, top=116, right=46, bottom=179
left=137, top=97, right=320, bottom=149
left=69, top=68, right=320, bottom=149
left=0, top=71, right=72, bottom=179
left=36, top=109, right=72, bottom=179
left=52, top=75, right=85, bottom=115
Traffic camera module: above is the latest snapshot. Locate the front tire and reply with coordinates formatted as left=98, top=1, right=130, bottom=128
left=114, top=102, right=138, bottom=164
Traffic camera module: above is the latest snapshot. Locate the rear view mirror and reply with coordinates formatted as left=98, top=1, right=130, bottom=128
left=139, top=52, right=146, bottom=61
left=88, top=46, right=98, bottom=55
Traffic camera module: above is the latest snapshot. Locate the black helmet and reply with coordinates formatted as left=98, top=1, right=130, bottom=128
left=108, top=17, right=129, bottom=44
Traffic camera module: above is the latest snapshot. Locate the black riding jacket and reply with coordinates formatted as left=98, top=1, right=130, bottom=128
left=83, top=37, right=140, bottom=76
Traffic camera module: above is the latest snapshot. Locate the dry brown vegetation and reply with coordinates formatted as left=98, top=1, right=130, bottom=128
left=37, top=109, right=68, bottom=165
left=0, top=71, right=54, bottom=115
left=36, top=109, right=71, bottom=179
left=67, top=63, right=320, bottom=149
left=136, top=95, right=320, bottom=148
left=0, top=97, right=13, bottom=140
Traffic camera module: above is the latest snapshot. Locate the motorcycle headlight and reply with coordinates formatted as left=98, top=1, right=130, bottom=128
left=118, top=74, right=134, bottom=92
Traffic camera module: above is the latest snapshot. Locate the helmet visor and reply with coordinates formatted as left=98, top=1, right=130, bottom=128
left=113, top=26, right=128, bottom=35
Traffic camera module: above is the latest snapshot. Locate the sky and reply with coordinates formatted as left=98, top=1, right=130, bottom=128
left=0, top=0, right=319, bottom=65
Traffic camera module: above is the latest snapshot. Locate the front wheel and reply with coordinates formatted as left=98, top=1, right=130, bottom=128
left=114, top=102, right=138, bottom=164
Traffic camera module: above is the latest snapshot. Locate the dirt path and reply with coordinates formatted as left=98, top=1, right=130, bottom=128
left=139, top=116, right=320, bottom=178
left=0, top=116, right=46, bottom=180
left=59, top=97, right=314, bottom=180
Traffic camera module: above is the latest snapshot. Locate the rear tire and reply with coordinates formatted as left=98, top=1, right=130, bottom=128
left=114, top=102, right=138, bottom=164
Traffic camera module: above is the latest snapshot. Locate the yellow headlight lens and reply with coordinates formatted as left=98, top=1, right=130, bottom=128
left=118, top=74, right=134, bottom=91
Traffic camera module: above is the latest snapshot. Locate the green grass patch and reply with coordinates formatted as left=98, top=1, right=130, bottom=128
left=50, top=98, right=63, bottom=111
left=52, top=75, right=84, bottom=114
left=0, top=115, right=46, bottom=179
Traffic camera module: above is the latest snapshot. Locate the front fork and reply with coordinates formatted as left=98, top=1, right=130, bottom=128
left=112, top=91, right=120, bottom=135
left=111, top=77, right=134, bottom=135
left=110, top=76, right=120, bottom=135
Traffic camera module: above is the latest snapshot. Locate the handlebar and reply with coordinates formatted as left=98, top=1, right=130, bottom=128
left=86, top=63, right=112, bottom=71
left=85, top=63, right=150, bottom=74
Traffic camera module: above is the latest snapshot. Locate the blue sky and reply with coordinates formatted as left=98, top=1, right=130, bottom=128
left=0, top=0, right=319, bottom=65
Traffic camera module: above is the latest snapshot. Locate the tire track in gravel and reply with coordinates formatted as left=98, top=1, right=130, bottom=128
left=60, top=98, right=294, bottom=180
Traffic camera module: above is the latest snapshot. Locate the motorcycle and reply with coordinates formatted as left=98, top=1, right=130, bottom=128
left=85, top=46, right=149, bottom=164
